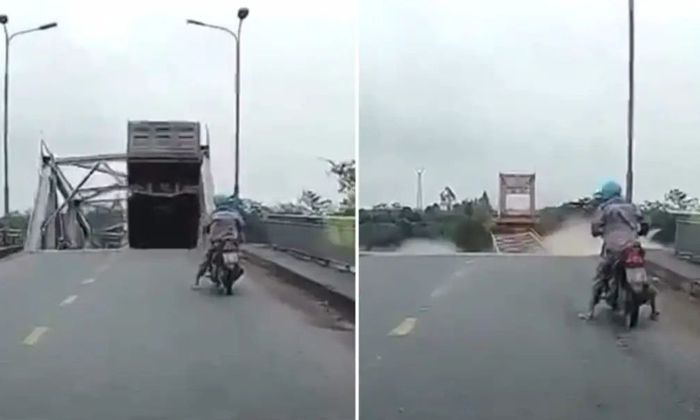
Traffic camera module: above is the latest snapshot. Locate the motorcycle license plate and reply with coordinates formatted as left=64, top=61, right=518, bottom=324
left=222, top=252, right=239, bottom=265
left=625, top=267, right=648, bottom=290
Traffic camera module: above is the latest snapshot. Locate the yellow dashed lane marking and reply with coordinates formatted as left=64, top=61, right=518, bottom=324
left=389, top=318, right=417, bottom=337
left=23, top=327, right=49, bottom=346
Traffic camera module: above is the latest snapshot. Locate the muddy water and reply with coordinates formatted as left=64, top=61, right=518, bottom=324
left=370, top=239, right=459, bottom=254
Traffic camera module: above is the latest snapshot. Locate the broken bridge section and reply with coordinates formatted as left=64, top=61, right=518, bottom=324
left=24, top=121, right=214, bottom=251
left=24, top=143, right=127, bottom=251
left=494, top=173, right=546, bottom=254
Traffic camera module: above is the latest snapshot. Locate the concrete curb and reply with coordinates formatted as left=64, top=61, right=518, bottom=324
left=241, top=248, right=355, bottom=323
left=0, top=245, right=23, bottom=260
left=645, top=258, right=700, bottom=296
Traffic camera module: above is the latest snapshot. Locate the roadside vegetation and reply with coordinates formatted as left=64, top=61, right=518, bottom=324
left=360, top=187, right=700, bottom=252
left=359, top=188, right=495, bottom=252
left=535, top=188, right=700, bottom=245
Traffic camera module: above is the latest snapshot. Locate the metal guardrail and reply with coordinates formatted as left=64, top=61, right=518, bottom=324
left=256, top=214, right=355, bottom=270
left=675, top=220, right=700, bottom=261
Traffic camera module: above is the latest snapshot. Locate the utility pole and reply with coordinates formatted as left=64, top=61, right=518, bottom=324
left=416, top=168, right=424, bottom=211
left=626, top=0, right=635, bottom=202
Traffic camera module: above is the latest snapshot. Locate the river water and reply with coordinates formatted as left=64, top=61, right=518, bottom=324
left=365, top=219, right=664, bottom=256
left=368, top=238, right=459, bottom=254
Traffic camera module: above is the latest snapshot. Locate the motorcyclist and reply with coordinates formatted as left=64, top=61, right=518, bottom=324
left=585, top=180, right=658, bottom=321
left=192, top=197, right=245, bottom=289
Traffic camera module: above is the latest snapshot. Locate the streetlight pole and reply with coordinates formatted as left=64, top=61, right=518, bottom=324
left=1, top=16, right=57, bottom=217
left=187, top=7, right=249, bottom=199
left=626, top=0, right=635, bottom=202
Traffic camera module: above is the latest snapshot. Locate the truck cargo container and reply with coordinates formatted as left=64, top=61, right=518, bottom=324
left=127, top=121, right=202, bottom=248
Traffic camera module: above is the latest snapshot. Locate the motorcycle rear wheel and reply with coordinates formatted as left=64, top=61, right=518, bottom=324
left=221, top=269, right=234, bottom=295
left=625, top=296, right=639, bottom=329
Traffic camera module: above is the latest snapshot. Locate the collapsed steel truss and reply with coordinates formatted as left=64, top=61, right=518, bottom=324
left=25, top=141, right=216, bottom=252
left=25, top=142, right=128, bottom=251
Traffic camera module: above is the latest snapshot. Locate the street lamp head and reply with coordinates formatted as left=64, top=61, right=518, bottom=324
left=0, top=15, right=8, bottom=25
left=38, top=22, right=57, bottom=30
left=237, top=8, right=249, bottom=20
left=186, top=19, right=205, bottom=26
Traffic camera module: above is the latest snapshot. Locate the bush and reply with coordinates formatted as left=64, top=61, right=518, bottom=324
left=359, top=222, right=403, bottom=250
left=451, top=217, right=493, bottom=252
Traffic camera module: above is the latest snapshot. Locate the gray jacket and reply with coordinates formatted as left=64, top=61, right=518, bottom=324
left=591, top=196, right=642, bottom=253
left=206, top=209, right=245, bottom=242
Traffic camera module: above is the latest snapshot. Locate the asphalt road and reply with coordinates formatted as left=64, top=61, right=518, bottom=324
left=360, top=254, right=700, bottom=420
left=0, top=249, right=354, bottom=420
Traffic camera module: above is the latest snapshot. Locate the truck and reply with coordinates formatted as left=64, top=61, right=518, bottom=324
left=127, top=121, right=203, bottom=249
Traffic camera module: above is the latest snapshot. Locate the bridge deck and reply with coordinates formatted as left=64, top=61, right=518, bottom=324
left=360, top=254, right=700, bottom=419
left=0, top=250, right=353, bottom=420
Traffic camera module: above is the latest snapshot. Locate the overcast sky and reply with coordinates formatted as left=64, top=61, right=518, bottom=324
left=359, top=0, right=700, bottom=208
left=3, top=0, right=355, bottom=210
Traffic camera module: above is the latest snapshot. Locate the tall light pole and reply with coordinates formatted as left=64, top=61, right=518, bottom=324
left=626, top=0, right=635, bottom=202
left=187, top=7, right=249, bottom=199
left=1, top=16, right=57, bottom=217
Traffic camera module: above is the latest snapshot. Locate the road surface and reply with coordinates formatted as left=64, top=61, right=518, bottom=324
left=0, top=249, right=354, bottom=420
left=360, top=254, right=700, bottom=420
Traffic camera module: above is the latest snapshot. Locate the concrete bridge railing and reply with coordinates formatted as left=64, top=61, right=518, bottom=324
left=247, top=214, right=355, bottom=270
left=0, top=227, right=26, bottom=258
left=675, top=219, right=700, bottom=261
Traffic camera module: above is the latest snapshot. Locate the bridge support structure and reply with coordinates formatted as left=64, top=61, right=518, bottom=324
left=492, top=173, right=546, bottom=253
left=496, top=172, right=538, bottom=232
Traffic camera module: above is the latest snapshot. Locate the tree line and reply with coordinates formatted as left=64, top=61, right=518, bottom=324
left=360, top=187, right=700, bottom=251
left=214, top=158, right=355, bottom=217
left=359, top=189, right=495, bottom=252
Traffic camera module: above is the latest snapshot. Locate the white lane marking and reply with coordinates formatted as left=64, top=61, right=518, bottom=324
left=59, top=295, right=78, bottom=306
left=81, top=278, right=95, bottom=285
left=430, top=260, right=476, bottom=299
left=23, top=327, right=49, bottom=346
left=389, top=318, right=417, bottom=336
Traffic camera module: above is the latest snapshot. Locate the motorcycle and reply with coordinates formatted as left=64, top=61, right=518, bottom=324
left=603, top=242, right=651, bottom=329
left=209, top=239, right=244, bottom=295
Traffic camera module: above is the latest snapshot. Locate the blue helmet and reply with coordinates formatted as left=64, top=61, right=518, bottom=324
left=598, top=180, right=622, bottom=201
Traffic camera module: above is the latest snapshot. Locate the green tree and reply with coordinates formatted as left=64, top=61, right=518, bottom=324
left=298, top=189, right=332, bottom=215
left=440, top=186, right=457, bottom=211
left=478, top=191, right=492, bottom=211
left=664, top=189, right=698, bottom=211
left=324, top=158, right=355, bottom=212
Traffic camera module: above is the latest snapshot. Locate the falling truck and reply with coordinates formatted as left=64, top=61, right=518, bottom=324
left=127, top=121, right=205, bottom=249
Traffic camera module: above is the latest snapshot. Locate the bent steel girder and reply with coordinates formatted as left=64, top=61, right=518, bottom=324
left=41, top=162, right=101, bottom=234
left=71, top=161, right=127, bottom=181
left=55, top=153, right=127, bottom=165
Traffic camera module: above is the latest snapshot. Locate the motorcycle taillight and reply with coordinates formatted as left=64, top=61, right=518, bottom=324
left=624, top=248, right=644, bottom=266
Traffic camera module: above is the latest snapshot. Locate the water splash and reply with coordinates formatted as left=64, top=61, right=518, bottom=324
left=541, top=216, right=662, bottom=256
